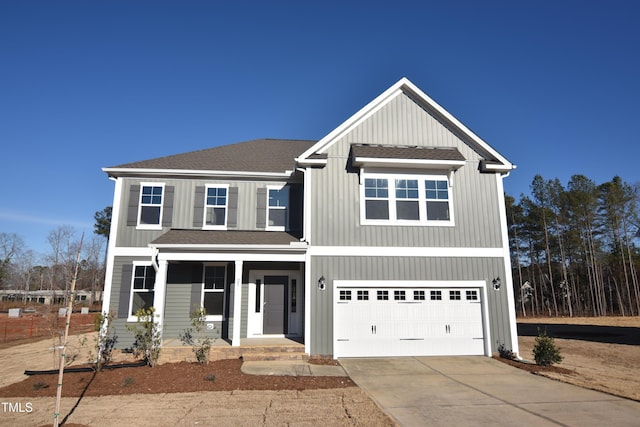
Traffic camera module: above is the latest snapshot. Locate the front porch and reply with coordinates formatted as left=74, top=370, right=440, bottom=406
left=159, top=336, right=306, bottom=364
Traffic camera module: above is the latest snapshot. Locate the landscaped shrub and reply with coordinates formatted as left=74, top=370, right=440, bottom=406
left=533, top=328, right=563, bottom=366
left=180, top=307, right=215, bottom=365
left=126, top=307, right=161, bottom=367
left=497, top=343, right=516, bottom=360
left=91, top=311, right=118, bottom=371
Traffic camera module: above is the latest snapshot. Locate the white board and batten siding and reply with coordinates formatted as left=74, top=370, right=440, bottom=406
left=333, top=280, right=490, bottom=358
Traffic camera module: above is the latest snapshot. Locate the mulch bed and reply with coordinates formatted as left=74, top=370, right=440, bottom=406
left=492, top=355, right=575, bottom=375
left=0, top=359, right=355, bottom=398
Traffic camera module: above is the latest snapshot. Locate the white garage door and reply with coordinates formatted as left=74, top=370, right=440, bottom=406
left=334, top=283, right=486, bottom=358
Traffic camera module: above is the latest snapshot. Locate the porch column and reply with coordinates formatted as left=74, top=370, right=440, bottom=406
left=153, top=259, right=168, bottom=339
left=232, top=260, right=243, bottom=346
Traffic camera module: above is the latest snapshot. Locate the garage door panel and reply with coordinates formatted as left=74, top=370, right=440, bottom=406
left=334, top=285, right=486, bottom=358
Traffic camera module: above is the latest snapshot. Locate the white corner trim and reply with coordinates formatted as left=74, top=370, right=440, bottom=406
left=309, top=246, right=505, bottom=258
left=496, top=174, right=520, bottom=356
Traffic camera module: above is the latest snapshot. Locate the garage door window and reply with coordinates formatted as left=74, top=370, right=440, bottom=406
left=450, top=290, right=461, bottom=300
left=357, top=290, right=369, bottom=300
left=377, top=290, right=389, bottom=300
left=466, top=290, right=478, bottom=300
left=394, top=290, right=406, bottom=300
left=414, top=290, right=425, bottom=300
left=430, top=290, right=442, bottom=300
left=339, top=290, right=352, bottom=301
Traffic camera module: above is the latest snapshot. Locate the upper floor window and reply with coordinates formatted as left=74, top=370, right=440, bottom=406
left=204, top=185, right=228, bottom=229
left=361, top=173, right=453, bottom=226
left=139, top=184, right=164, bottom=228
left=267, top=185, right=289, bottom=230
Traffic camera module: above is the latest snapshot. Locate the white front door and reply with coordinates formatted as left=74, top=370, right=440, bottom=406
left=247, top=271, right=302, bottom=337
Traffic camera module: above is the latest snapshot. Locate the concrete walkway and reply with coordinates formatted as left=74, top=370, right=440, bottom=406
left=340, top=356, right=640, bottom=427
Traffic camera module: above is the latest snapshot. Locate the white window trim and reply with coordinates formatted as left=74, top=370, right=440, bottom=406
left=359, top=171, right=454, bottom=226
left=266, top=184, right=289, bottom=231
left=127, top=261, right=155, bottom=322
left=137, top=182, right=165, bottom=230
left=203, top=184, right=229, bottom=230
left=202, top=263, right=227, bottom=322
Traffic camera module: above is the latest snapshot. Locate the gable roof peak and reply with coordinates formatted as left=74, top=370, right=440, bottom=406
left=297, top=77, right=515, bottom=173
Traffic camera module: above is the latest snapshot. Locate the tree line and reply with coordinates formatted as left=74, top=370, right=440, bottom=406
left=0, top=207, right=111, bottom=306
left=507, top=174, right=640, bottom=317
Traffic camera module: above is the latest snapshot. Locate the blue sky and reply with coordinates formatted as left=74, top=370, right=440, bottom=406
left=1, top=1, right=639, bottom=256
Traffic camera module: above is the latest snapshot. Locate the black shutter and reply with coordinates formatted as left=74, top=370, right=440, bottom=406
left=118, top=264, right=134, bottom=318
left=289, top=184, right=303, bottom=236
left=162, top=186, right=174, bottom=227
left=127, top=185, right=140, bottom=226
left=227, top=187, right=238, bottom=228
left=189, top=263, right=203, bottom=315
left=256, top=188, right=267, bottom=229
left=193, top=186, right=205, bottom=228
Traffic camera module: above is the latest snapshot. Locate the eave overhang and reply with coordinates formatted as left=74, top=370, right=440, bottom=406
left=102, top=167, right=294, bottom=180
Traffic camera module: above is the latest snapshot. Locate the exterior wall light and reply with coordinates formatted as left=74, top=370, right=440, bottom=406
left=318, top=276, right=326, bottom=291
left=492, top=277, right=501, bottom=291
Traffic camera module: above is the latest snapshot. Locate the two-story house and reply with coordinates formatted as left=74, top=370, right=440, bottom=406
left=101, top=78, right=519, bottom=359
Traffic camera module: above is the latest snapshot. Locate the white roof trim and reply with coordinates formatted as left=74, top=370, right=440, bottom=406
left=297, top=77, right=514, bottom=171
left=103, top=167, right=294, bottom=179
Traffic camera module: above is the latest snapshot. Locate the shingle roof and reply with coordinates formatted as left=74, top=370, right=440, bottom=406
left=107, top=139, right=316, bottom=174
left=151, top=229, right=301, bottom=246
left=350, top=144, right=466, bottom=161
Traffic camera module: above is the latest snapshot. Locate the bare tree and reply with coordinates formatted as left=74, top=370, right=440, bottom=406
left=0, top=233, right=26, bottom=290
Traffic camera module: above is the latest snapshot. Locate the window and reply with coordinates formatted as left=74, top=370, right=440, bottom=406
left=204, top=186, right=227, bottom=228
left=466, top=290, right=478, bottom=300
left=430, top=290, right=442, bottom=300
left=364, top=178, right=389, bottom=219
left=139, top=184, right=164, bottom=227
left=394, top=290, right=406, bottom=300
left=130, top=264, right=155, bottom=316
left=203, top=266, right=225, bottom=317
left=361, top=173, right=452, bottom=225
left=450, top=290, right=461, bottom=300
left=267, top=186, right=289, bottom=230
left=339, top=290, right=352, bottom=301
left=377, top=290, right=389, bottom=300
left=414, top=290, right=425, bottom=300
left=357, top=290, right=369, bottom=300
left=425, top=180, right=450, bottom=221
left=395, top=179, right=419, bottom=220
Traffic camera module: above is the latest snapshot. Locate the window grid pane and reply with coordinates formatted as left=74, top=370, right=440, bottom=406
left=377, top=290, right=389, bottom=300
left=357, top=290, right=369, bottom=300
left=394, top=290, right=406, bottom=300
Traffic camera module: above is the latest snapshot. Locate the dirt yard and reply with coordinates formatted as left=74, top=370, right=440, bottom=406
left=0, top=314, right=637, bottom=425
left=516, top=316, right=640, bottom=401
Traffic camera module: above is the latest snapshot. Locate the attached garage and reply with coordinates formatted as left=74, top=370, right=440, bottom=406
left=333, top=280, right=490, bottom=358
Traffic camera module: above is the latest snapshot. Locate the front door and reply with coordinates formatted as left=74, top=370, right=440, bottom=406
left=263, top=276, right=288, bottom=334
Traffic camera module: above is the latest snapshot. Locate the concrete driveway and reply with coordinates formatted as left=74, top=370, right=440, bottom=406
left=340, top=356, right=640, bottom=426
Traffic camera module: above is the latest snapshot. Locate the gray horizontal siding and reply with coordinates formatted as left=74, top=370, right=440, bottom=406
left=310, top=92, right=503, bottom=248
left=308, top=256, right=511, bottom=357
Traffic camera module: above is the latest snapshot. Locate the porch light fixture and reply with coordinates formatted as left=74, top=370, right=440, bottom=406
left=492, top=277, right=501, bottom=291
left=318, top=276, right=326, bottom=291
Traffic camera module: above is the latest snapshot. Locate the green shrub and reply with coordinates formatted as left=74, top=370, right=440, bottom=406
left=533, top=328, right=563, bottom=366
left=180, top=307, right=215, bottom=365
left=126, top=307, right=161, bottom=367
left=204, top=373, right=216, bottom=382
left=91, top=311, right=118, bottom=371
left=497, top=343, right=516, bottom=360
